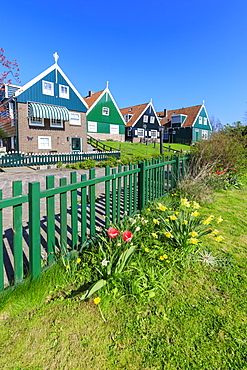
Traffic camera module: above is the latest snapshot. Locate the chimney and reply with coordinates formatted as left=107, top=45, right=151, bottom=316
left=163, top=109, right=167, bottom=118
left=88, top=90, right=94, bottom=97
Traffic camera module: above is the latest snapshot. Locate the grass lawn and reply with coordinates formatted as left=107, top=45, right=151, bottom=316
left=101, top=141, right=190, bottom=160
left=0, top=178, right=246, bottom=369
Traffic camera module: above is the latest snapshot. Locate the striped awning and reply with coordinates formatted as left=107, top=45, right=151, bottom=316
left=28, top=102, right=70, bottom=121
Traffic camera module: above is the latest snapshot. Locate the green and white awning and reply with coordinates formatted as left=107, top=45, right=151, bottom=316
left=28, top=102, right=70, bottom=121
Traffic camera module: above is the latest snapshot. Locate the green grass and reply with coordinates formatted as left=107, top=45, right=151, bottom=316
left=101, top=141, right=190, bottom=160
left=0, top=181, right=246, bottom=369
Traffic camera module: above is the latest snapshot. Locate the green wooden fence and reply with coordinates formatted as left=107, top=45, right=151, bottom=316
left=0, top=150, right=120, bottom=168
left=0, top=155, right=189, bottom=292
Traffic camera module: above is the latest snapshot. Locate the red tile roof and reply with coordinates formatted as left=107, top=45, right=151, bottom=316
left=84, top=90, right=104, bottom=108
left=120, top=103, right=149, bottom=127
left=157, top=105, right=202, bottom=128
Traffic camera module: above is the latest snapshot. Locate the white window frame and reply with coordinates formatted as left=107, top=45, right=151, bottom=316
left=202, top=130, right=208, bottom=139
left=102, top=107, right=109, bottom=116
left=204, top=117, right=207, bottom=125
left=38, top=136, right=51, bottom=150
left=88, top=121, right=97, bottom=132
left=50, top=118, right=63, bottom=128
left=69, top=112, right=81, bottom=126
left=150, top=116, right=155, bottom=124
left=137, top=128, right=144, bottom=137
left=59, top=84, right=69, bottom=99
left=29, top=117, right=44, bottom=127
left=143, top=115, right=148, bottom=123
left=150, top=130, right=157, bottom=138
left=9, top=102, right=14, bottom=126
left=110, top=124, right=119, bottom=135
left=199, top=116, right=203, bottom=125
left=42, top=80, right=54, bottom=96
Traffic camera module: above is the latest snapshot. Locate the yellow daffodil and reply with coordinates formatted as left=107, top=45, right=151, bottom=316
left=165, top=232, right=173, bottom=238
left=166, top=260, right=170, bottom=263
left=170, top=214, right=177, bottom=220
left=165, top=218, right=169, bottom=222
left=160, top=205, right=167, bottom=211
left=151, top=233, right=158, bottom=238
left=217, top=216, right=223, bottom=223
left=215, top=236, right=224, bottom=242
left=175, top=211, right=179, bottom=215
left=202, top=219, right=211, bottom=225
left=66, top=265, right=70, bottom=269
left=189, top=238, right=199, bottom=245
left=153, top=218, right=159, bottom=224
left=147, top=208, right=151, bottom=211
left=190, top=231, right=198, bottom=237
left=181, top=198, right=190, bottom=207
left=159, top=255, right=165, bottom=260
left=76, top=258, right=81, bottom=263
left=193, top=201, right=200, bottom=209
left=163, top=254, right=168, bottom=259
left=144, top=247, right=149, bottom=252
left=211, top=229, right=219, bottom=235
left=94, top=297, right=101, bottom=305
left=191, top=211, right=199, bottom=217
left=184, top=220, right=188, bottom=225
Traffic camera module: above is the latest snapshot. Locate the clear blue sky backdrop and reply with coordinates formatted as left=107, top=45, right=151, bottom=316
left=1, top=0, right=247, bottom=125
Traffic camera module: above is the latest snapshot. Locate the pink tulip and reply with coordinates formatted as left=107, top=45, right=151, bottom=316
left=107, top=227, right=120, bottom=239
left=122, top=231, right=133, bottom=242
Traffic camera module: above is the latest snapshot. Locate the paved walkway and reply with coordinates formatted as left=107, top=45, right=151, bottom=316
left=0, top=166, right=112, bottom=288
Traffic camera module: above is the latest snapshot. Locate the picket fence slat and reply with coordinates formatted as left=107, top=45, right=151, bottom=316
left=13, top=181, right=23, bottom=283
left=46, top=175, right=55, bottom=264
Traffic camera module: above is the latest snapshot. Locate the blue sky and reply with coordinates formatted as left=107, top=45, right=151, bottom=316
left=1, top=0, right=247, bottom=125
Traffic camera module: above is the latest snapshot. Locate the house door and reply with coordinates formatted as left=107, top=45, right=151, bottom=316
left=71, top=137, right=82, bottom=152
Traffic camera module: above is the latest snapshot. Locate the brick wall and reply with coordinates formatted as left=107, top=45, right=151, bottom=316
left=88, top=132, right=125, bottom=142
left=17, top=103, right=87, bottom=153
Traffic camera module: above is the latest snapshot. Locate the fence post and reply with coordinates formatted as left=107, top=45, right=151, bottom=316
left=138, top=161, right=146, bottom=210
left=13, top=181, right=23, bottom=283
left=172, top=155, right=180, bottom=189
left=29, top=182, right=41, bottom=279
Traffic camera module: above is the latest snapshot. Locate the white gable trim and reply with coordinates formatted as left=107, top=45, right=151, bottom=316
left=14, top=63, right=88, bottom=109
left=131, top=102, right=161, bottom=128
left=86, top=87, right=125, bottom=124
left=191, top=104, right=211, bottom=130
left=191, top=105, right=203, bottom=128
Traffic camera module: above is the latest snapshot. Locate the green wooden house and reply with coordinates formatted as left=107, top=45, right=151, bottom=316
left=157, top=104, right=212, bottom=145
left=84, top=85, right=125, bottom=141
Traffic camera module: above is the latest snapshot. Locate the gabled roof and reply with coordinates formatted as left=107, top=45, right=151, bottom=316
left=84, top=90, right=104, bottom=108
left=120, top=102, right=150, bottom=127
left=84, top=87, right=125, bottom=124
left=157, top=105, right=202, bottom=128
left=14, top=63, right=88, bottom=108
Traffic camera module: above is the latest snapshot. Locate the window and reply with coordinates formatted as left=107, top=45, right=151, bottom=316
left=150, top=116, right=155, bottom=124
left=124, top=114, right=133, bottom=123
left=59, top=84, right=69, bottom=99
left=38, top=136, right=51, bottom=149
left=102, top=107, right=109, bottom=116
left=202, top=130, right=208, bottom=139
left=150, top=130, right=157, bottom=138
left=29, top=117, right=44, bottom=127
left=69, top=112, right=81, bottom=126
left=42, top=80, right=54, bottom=96
left=199, top=116, right=203, bottom=125
left=204, top=117, right=207, bottom=125
left=137, top=128, right=144, bottom=137
left=127, top=128, right=132, bottom=136
left=50, top=118, right=63, bottom=128
left=88, top=121, right=97, bottom=132
left=143, top=115, right=148, bottom=123
left=110, top=124, right=119, bottom=135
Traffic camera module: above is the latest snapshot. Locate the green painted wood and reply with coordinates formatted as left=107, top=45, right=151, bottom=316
left=0, top=190, right=3, bottom=291
left=133, top=164, right=137, bottom=213
left=89, top=169, right=96, bottom=237
left=144, top=160, right=149, bottom=204
left=117, top=164, right=122, bottom=222
left=28, top=182, right=41, bottom=279
left=80, top=174, right=87, bottom=245
left=123, top=166, right=128, bottom=216
left=138, top=161, right=146, bottom=210
left=59, top=178, right=67, bottom=254
left=128, top=163, right=133, bottom=215
left=46, top=176, right=55, bottom=264
left=13, top=181, right=23, bottom=283
left=111, top=168, right=117, bottom=223
left=105, top=166, right=110, bottom=229
left=70, top=172, right=78, bottom=250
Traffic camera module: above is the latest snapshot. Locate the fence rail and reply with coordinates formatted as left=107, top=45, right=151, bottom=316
left=0, top=150, right=120, bottom=168
left=87, top=134, right=117, bottom=152
left=0, top=154, right=189, bottom=292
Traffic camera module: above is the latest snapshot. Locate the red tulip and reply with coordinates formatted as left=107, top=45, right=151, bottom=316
left=107, top=227, right=120, bottom=239
left=122, top=231, right=133, bottom=242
